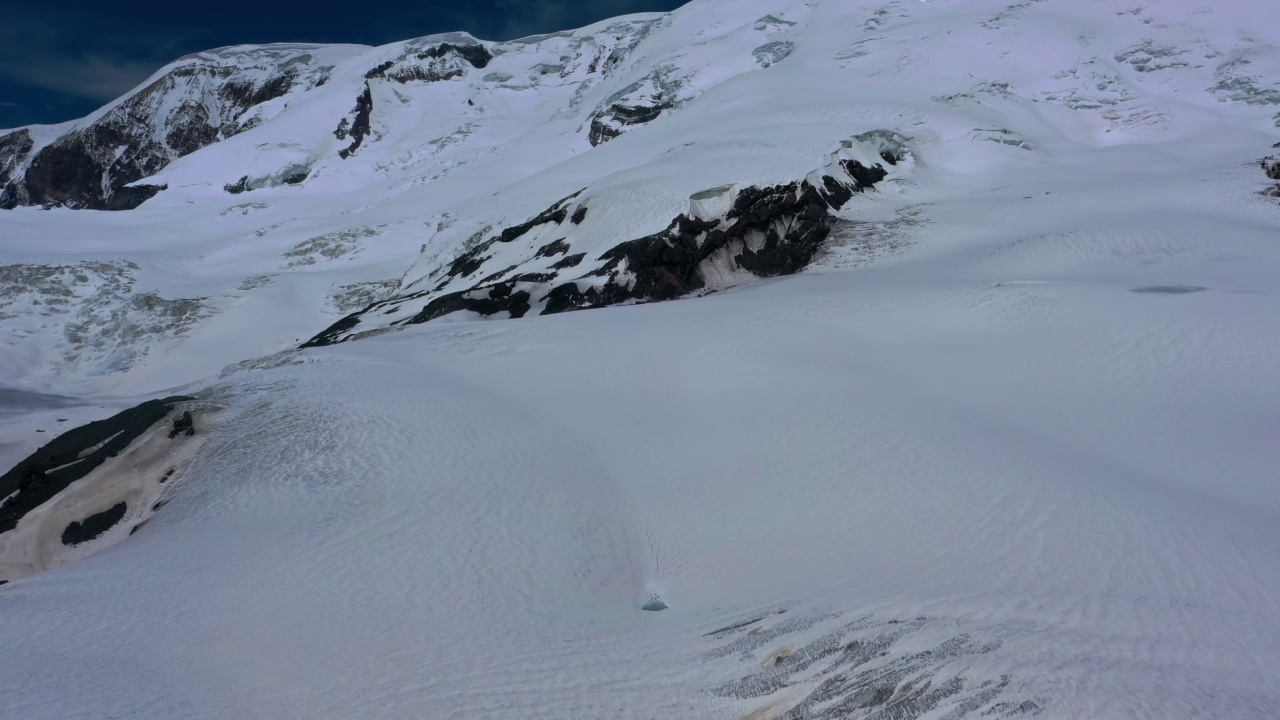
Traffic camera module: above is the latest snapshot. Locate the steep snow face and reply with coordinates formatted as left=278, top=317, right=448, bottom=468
left=132, top=16, right=677, bottom=200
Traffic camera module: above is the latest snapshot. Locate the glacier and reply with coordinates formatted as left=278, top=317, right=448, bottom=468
left=2, top=0, right=1280, bottom=717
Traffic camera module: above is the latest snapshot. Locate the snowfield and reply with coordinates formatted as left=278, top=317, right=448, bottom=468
left=2, top=0, right=1280, bottom=717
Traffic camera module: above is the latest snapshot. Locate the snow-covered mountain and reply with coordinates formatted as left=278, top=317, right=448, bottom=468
left=3, top=0, right=1280, bottom=717
left=1, top=0, right=1275, bottom=392
left=0, top=44, right=356, bottom=210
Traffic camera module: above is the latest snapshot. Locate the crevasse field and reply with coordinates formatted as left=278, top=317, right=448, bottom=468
left=2, top=0, right=1279, bottom=717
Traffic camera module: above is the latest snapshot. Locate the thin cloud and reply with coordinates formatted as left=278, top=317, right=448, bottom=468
left=0, top=55, right=166, bottom=102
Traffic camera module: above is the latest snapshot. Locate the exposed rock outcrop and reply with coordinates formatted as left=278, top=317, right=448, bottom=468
left=1262, top=155, right=1280, bottom=197
left=419, top=42, right=493, bottom=68
left=589, top=102, right=672, bottom=145
left=0, top=396, right=192, bottom=534
left=224, top=176, right=251, bottom=194
left=752, top=41, right=795, bottom=68
left=1263, top=156, right=1280, bottom=180
left=365, top=41, right=494, bottom=84
left=0, top=46, right=333, bottom=210
left=61, top=502, right=129, bottom=546
left=302, top=134, right=909, bottom=347
left=0, top=130, right=33, bottom=192
left=169, top=410, right=196, bottom=438
left=587, top=68, right=682, bottom=146
left=337, top=85, right=375, bottom=159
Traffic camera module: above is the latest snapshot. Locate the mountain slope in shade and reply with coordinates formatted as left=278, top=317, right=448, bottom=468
left=0, top=44, right=359, bottom=210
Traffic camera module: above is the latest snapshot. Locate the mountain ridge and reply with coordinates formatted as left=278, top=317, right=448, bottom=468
left=1, top=0, right=1278, bottom=396
left=0, top=15, right=675, bottom=210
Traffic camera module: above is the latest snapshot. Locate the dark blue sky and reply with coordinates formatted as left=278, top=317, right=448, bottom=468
left=0, top=0, right=689, bottom=129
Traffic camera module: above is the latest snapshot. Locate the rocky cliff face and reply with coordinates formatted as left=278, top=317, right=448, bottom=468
left=302, top=132, right=910, bottom=347
left=1264, top=153, right=1280, bottom=197
left=0, top=45, right=340, bottom=210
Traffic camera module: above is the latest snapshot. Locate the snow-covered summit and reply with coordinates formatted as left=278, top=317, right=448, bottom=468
left=0, top=43, right=360, bottom=209
left=4, top=0, right=1278, bottom=212
left=0, top=0, right=1276, bottom=390
left=0, top=13, right=677, bottom=210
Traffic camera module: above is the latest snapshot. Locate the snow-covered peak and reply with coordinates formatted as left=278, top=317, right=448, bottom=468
left=0, top=0, right=1277, bottom=389
left=7, top=0, right=1275, bottom=213
left=0, top=42, right=363, bottom=209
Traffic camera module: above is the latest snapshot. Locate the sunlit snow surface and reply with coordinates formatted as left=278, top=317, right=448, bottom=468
left=2, top=0, right=1280, bottom=717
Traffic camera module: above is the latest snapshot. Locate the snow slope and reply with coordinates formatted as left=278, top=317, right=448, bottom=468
left=2, top=0, right=1280, bottom=717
